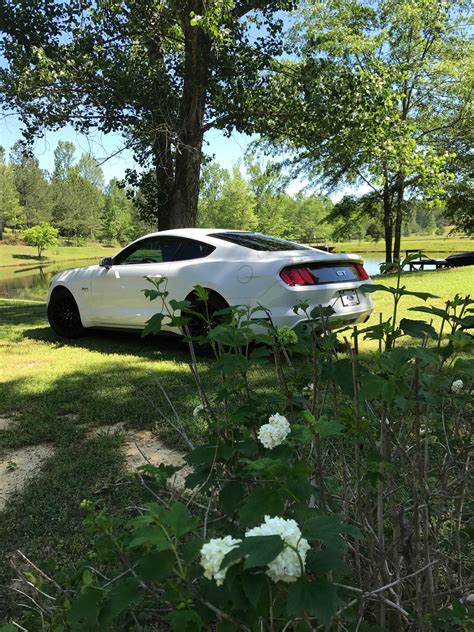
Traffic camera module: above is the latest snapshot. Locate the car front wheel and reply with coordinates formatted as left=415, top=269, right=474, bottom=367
left=47, top=288, right=85, bottom=339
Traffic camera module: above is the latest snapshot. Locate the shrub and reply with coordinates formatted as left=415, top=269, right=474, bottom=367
left=23, top=223, right=59, bottom=258
left=4, top=257, right=473, bottom=631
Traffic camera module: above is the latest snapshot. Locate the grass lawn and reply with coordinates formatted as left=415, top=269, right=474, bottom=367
left=365, top=266, right=473, bottom=326
left=0, top=242, right=117, bottom=267
left=0, top=266, right=472, bottom=621
left=334, top=234, right=474, bottom=254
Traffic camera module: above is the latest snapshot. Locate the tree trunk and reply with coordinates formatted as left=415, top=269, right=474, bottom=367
left=393, top=173, right=405, bottom=261
left=383, top=174, right=393, bottom=264
left=167, top=14, right=210, bottom=229
left=154, top=134, right=174, bottom=231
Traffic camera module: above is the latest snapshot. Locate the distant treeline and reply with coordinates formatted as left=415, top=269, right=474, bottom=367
left=0, top=141, right=451, bottom=245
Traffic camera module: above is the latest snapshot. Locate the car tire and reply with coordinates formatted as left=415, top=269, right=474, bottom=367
left=186, top=292, right=228, bottom=354
left=47, top=287, right=86, bottom=339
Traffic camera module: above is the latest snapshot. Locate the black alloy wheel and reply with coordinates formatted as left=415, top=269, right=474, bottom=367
left=47, top=288, right=85, bottom=339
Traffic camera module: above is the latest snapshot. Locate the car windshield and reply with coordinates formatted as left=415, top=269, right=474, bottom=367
left=211, top=232, right=312, bottom=251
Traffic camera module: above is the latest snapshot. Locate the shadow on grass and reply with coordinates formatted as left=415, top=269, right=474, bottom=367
left=0, top=300, right=47, bottom=327
left=24, top=325, right=191, bottom=359
left=11, top=253, right=46, bottom=261
left=0, top=359, right=214, bottom=451
left=0, top=434, right=133, bottom=623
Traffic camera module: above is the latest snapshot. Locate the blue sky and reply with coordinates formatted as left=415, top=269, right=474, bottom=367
left=0, top=113, right=354, bottom=200
left=1, top=112, right=254, bottom=180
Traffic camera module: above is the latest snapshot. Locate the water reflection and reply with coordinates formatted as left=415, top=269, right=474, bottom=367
left=0, top=259, right=98, bottom=301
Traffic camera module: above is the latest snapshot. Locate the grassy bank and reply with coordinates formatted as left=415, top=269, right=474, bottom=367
left=0, top=242, right=117, bottom=267
left=334, top=234, right=474, bottom=254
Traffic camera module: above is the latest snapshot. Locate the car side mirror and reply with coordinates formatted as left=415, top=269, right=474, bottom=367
left=99, top=257, right=114, bottom=269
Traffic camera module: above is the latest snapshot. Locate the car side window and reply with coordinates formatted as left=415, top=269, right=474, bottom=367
left=171, top=238, right=215, bottom=261
left=114, top=237, right=165, bottom=265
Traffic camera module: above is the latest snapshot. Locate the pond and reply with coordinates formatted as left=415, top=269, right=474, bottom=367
left=0, top=259, right=99, bottom=301
left=0, top=255, right=449, bottom=302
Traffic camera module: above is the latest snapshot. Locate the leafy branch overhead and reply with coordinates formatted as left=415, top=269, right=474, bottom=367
left=0, top=0, right=296, bottom=229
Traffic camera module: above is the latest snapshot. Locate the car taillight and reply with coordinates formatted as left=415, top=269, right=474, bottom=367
left=354, top=263, right=369, bottom=280
left=280, top=266, right=316, bottom=286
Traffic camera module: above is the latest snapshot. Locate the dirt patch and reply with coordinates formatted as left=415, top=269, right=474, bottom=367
left=0, top=444, right=54, bottom=511
left=90, top=424, right=189, bottom=488
left=0, top=416, right=16, bottom=431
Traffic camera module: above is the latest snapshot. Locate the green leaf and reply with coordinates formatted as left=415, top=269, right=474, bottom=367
left=167, top=608, right=204, bottom=632
left=396, top=288, right=439, bottom=300
left=129, top=526, right=172, bottom=550
left=214, top=353, right=250, bottom=375
left=219, top=481, right=246, bottom=516
left=223, top=535, right=284, bottom=570
left=454, top=358, right=474, bottom=377
left=185, top=445, right=216, bottom=469
left=302, top=514, right=344, bottom=545
left=408, top=305, right=447, bottom=319
left=166, top=502, right=199, bottom=538
left=358, top=375, right=388, bottom=401
left=136, top=549, right=176, bottom=582
left=239, top=488, right=286, bottom=528
left=400, top=318, right=437, bottom=339
left=69, top=585, right=104, bottom=627
left=358, top=283, right=392, bottom=294
left=99, top=578, right=142, bottom=625
left=287, top=578, right=338, bottom=626
left=314, top=418, right=344, bottom=437
left=242, top=572, right=267, bottom=609
left=141, top=313, right=165, bottom=337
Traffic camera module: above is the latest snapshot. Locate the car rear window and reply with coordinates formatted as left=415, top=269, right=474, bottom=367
left=211, top=232, right=312, bottom=251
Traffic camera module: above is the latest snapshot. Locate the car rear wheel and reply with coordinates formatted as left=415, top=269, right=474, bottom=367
left=186, top=292, right=228, bottom=353
left=48, top=288, right=85, bottom=339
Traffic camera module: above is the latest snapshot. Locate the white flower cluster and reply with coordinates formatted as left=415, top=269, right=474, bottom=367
left=193, top=403, right=206, bottom=417
left=200, top=535, right=241, bottom=586
left=451, top=379, right=464, bottom=394
left=257, top=413, right=291, bottom=449
left=302, top=383, right=314, bottom=396
left=247, top=515, right=310, bottom=583
left=200, top=516, right=310, bottom=586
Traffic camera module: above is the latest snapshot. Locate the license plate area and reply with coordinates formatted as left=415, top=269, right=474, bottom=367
left=340, top=289, right=360, bottom=307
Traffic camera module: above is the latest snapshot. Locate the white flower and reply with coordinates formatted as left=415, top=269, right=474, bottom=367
left=451, top=379, right=464, bottom=394
left=302, top=383, right=314, bottom=396
left=257, top=413, right=291, bottom=449
left=246, top=516, right=310, bottom=583
left=193, top=403, right=205, bottom=417
left=200, top=536, right=241, bottom=586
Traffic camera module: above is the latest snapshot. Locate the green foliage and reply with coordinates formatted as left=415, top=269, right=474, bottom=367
left=0, top=0, right=295, bottom=228
left=9, top=270, right=470, bottom=630
left=198, top=164, right=258, bottom=230
left=0, top=158, right=24, bottom=233
left=255, top=0, right=471, bottom=259
left=23, top=222, right=58, bottom=258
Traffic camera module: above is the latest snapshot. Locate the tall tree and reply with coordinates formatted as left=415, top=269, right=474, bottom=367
left=102, top=179, right=135, bottom=244
left=0, top=0, right=294, bottom=230
left=9, top=141, right=51, bottom=226
left=198, top=163, right=258, bottom=230
left=0, top=145, right=25, bottom=233
left=53, top=140, right=76, bottom=180
left=245, top=157, right=292, bottom=236
left=256, top=0, right=472, bottom=261
left=52, top=169, right=104, bottom=242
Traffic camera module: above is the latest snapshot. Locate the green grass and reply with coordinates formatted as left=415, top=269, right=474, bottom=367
left=334, top=234, right=474, bottom=254
left=0, top=242, right=117, bottom=267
